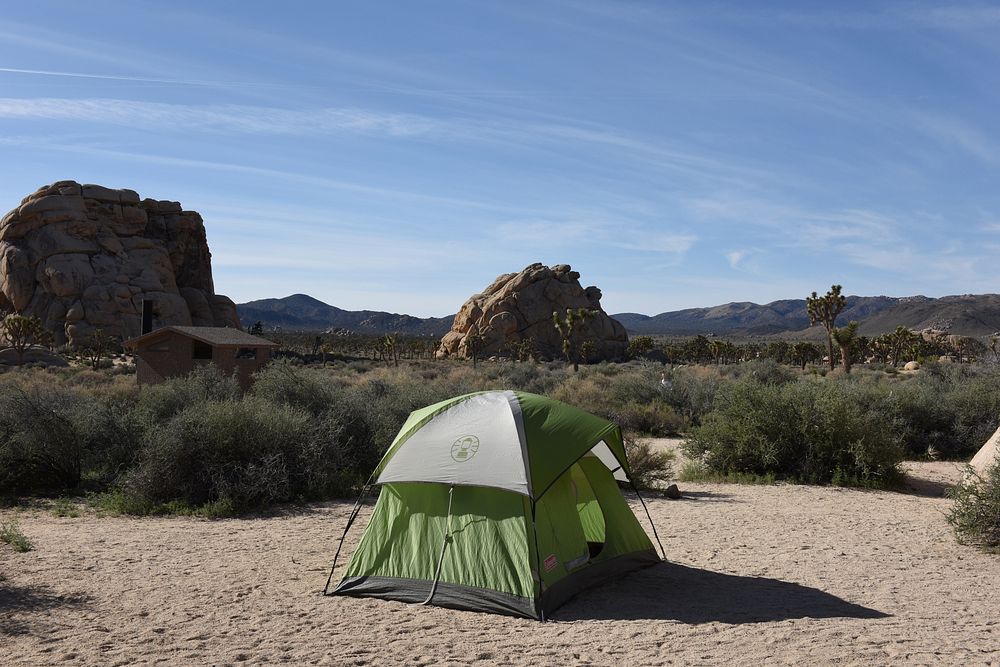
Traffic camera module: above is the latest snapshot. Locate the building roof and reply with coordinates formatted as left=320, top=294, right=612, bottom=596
left=125, top=326, right=279, bottom=349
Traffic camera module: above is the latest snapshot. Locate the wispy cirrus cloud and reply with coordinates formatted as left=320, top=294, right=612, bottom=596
left=0, top=67, right=290, bottom=89
left=614, top=233, right=697, bottom=255
left=0, top=98, right=439, bottom=137
left=686, top=194, right=902, bottom=245
left=0, top=136, right=543, bottom=215
left=909, top=111, right=998, bottom=164
left=685, top=193, right=989, bottom=288
left=0, top=96, right=786, bottom=191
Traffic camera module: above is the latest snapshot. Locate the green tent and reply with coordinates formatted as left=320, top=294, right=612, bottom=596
left=323, top=390, right=664, bottom=619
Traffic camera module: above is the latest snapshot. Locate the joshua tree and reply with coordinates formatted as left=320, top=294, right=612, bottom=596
left=764, top=340, right=790, bottom=364
left=627, top=335, right=656, bottom=360
left=553, top=308, right=596, bottom=371
left=1, top=314, right=45, bottom=365
left=579, top=341, right=596, bottom=365
left=708, top=339, right=724, bottom=365
left=831, top=321, right=860, bottom=374
left=888, top=326, right=917, bottom=366
left=508, top=337, right=536, bottom=363
left=311, top=335, right=324, bottom=357
left=790, top=341, right=820, bottom=370
left=465, top=327, right=485, bottom=367
left=869, top=335, right=892, bottom=365
left=81, top=328, right=117, bottom=370
left=382, top=333, right=400, bottom=367
left=806, top=284, right=846, bottom=370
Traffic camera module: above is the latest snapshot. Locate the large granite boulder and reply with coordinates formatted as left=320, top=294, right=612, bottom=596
left=437, top=263, right=628, bottom=361
left=0, top=181, right=239, bottom=346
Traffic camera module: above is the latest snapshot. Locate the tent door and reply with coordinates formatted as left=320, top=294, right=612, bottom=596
left=571, top=461, right=607, bottom=561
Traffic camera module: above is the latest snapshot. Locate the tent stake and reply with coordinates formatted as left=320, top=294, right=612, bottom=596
left=630, top=482, right=666, bottom=560
left=417, top=485, right=455, bottom=606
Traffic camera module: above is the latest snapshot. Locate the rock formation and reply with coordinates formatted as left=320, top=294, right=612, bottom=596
left=437, top=263, right=628, bottom=361
left=0, top=181, right=239, bottom=346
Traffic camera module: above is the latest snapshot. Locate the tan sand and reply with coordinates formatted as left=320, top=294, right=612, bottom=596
left=2, top=445, right=998, bottom=666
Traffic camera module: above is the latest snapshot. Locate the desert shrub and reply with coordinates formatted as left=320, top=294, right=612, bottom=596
left=119, top=398, right=349, bottom=515
left=944, top=373, right=1000, bottom=457
left=887, top=378, right=958, bottom=458
left=948, top=460, right=1000, bottom=550
left=718, top=358, right=798, bottom=386
left=624, top=436, right=675, bottom=490
left=611, top=401, right=686, bottom=436
left=482, top=361, right=565, bottom=395
left=251, top=359, right=337, bottom=416
left=136, top=365, right=241, bottom=421
left=591, top=362, right=623, bottom=377
left=51, top=497, right=80, bottom=518
left=327, top=376, right=468, bottom=473
left=684, top=378, right=904, bottom=487
left=607, top=364, right=662, bottom=405
left=878, top=366, right=1000, bottom=460
left=0, top=520, right=33, bottom=552
left=550, top=374, right=613, bottom=419
left=661, top=366, right=721, bottom=426
left=548, top=365, right=683, bottom=435
left=0, top=386, right=89, bottom=494
left=74, top=394, right=149, bottom=487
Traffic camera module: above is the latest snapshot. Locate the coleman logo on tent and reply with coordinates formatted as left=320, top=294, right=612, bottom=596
left=543, top=554, right=558, bottom=572
left=450, top=435, right=480, bottom=462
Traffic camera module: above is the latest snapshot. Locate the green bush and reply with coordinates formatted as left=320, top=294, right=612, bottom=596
left=136, top=365, right=241, bottom=421
left=119, top=398, right=348, bottom=515
left=661, top=366, right=721, bottom=426
left=549, top=364, right=684, bottom=435
left=624, top=436, right=675, bottom=490
left=611, top=401, right=686, bottom=436
left=944, top=373, right=1000, bottom=457
left=0, top=519, right=33, bottom=552
left=0, top=386, right=89, bottom=494
left=948, top=460, right=1000, bottom=550
left=482, top=361, right=566, bottom=395
left=6, top=356, right=1000, bottom=512
left=683, top=377, right=904, bottom=487
left=251, top=359, right=337, bottom=416
left=77, top=394, right=149, bottom=487
left=718, top=359, right=798, bottom=386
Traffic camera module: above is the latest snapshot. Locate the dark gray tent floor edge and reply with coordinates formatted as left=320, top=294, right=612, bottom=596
left=332, top=575, right=539, bottom=619
left=330, top=550, right=661, bottom=620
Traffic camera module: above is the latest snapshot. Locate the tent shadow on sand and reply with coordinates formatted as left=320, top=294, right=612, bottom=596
left=556, top=562, right=889, bottom=623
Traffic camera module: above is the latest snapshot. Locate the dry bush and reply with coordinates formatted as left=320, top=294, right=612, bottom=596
left=948, top=459, right=1000, bottom=550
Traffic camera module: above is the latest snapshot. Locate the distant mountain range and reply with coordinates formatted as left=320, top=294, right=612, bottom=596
left=237, top=293, right=1000, bottom=339
left=237, top=294, right=454, bottom=336
left=617, top=294, right=1000, bottom=338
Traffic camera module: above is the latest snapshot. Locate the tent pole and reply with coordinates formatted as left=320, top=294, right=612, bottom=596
left=529, top=500, right=546, bottom=622
left=417, top=485, right=455, bottom=606
left=630, top=482, right=666, bottom=560
left=323, top=474, right=375, bottom=595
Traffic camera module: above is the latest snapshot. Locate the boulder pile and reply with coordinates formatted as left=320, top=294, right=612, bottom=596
left=0, top=181, right=239, bottom=346
left=437, top=263, right=627, bottom=361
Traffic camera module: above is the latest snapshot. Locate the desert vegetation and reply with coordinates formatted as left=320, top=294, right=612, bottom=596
left=0, top=518, right=33, bottom=552
left=0, top=351, right=998, bottom=518
left=947, top=460, right=1000, bottom=550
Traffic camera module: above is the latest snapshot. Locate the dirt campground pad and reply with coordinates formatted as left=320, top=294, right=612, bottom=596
left=2, top=459, right=998, bottom=666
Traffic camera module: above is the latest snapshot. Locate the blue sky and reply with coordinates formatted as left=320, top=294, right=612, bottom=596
left=1, top=1, right=999, bottom=316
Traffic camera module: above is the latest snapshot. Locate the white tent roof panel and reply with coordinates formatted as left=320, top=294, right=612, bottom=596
left=376, top=391, right=531, bottom=495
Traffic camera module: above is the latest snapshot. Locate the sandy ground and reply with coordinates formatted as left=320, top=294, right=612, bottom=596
left=2, top=441, right=998, bottom=666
